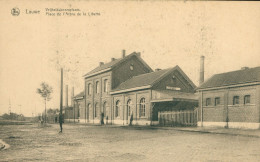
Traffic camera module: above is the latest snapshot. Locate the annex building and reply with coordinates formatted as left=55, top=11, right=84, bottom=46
left=197, top=66, right=260, bottom=129
left=73, top=50, right=198, bottom=125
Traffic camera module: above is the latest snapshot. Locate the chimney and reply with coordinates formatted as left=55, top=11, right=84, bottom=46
left=155, top=68, right=161, bottom=71
left=111, top=58, right=116, bottom=61
left=99, top=62, right=104, bottom=66
left=71, top=86, right=74, bottom=107
left=199, top=56, right=205, bottom=85
left=122, top=49, right=126, bottom=58
left=136, top=52, right=141, bottom=57
left=66, top=85, right=68, bottom=108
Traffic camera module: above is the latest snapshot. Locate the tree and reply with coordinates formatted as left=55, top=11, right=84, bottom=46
left=37, top=82, right=53, bottom=123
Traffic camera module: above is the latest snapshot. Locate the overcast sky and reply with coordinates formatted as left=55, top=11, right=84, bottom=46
left=0, top=1, right=260, bottom=116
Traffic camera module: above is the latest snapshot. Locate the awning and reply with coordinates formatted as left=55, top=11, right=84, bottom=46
left=151, top=90, right=198, bottom=103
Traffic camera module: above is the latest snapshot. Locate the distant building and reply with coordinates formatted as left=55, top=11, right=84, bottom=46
left=75, top=50, right=198, bottom=125
left=72, top=91, right=84, bottom=122
left=197, top=66, right=260, bottom=129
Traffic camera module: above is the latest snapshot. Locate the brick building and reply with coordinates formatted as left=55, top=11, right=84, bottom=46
left=75, top=50, right=198, bottom=125
left=110, top=66, right=198, bottom=125
left=83, top=51, right=153, bottom=124
left=72, top=91, right=84, bottom=122
left=197, top=66, right=260, bottom=129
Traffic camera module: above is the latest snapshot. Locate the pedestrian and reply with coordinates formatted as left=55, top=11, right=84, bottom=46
left=100, top=112, right=104, bottom=125
left=59, top=113, right=63, bottom=133
left=129, top=112, right=133, bottom=126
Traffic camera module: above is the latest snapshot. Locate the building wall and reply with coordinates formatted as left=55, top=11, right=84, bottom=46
left=85, top=71, right=112, bottom=123
left=75, top=99, right=85, bottom=123
left=153, top=70, right=195, bottom=93
left=112, top=55, right=152, bottom=89
left=111, top=90, right=151, bottom=125
left=83, top=56, right=152, bottom=124
left=198, top=84, right=260, bottom=129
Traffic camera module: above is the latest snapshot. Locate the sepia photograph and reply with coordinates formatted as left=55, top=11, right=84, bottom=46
left=0, top=0, right=260, bottom=161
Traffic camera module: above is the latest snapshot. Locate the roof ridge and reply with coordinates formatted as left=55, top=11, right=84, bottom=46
left=215, top=66, right=260, bottom=75
left=130, top=67, right=172, bottom=79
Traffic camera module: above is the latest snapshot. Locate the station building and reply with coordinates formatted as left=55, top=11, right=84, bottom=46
left=197, top=66, right=260, bottom=129
left=74, top=50, right=198, bottom=125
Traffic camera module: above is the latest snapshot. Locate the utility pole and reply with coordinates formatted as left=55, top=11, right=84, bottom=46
left=59, top=68, right=63, bottom=133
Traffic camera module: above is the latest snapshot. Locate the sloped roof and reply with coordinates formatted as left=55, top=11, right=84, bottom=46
left=83, top=52, right=152, bottom=78
left=111, top=65, right=196, bottom=94
left=74, top=91, right=84, bottom=99
left=198, top=66, right=260, bottom=90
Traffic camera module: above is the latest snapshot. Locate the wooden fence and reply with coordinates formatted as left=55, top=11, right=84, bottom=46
left=158, top=109, right=198, bottom=126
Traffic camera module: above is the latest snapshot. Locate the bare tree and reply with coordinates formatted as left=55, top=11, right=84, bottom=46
left=37, top=82, right=53, bottom=123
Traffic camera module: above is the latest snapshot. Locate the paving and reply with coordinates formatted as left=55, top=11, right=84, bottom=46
left=0, top=123, right=260, bottom=162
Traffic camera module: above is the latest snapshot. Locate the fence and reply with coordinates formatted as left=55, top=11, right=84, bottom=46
left=158, top=109, right=198, bottom=126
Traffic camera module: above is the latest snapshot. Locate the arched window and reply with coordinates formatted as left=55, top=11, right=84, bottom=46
left=104, top=79, right=108, bottom=92
left=94, top=103, right=99, bottom=118
left=127, top=99, right=132, bottom=116
left=140, top=98, right=146, bottom=117
left=88, top=83, right=92, bottom=95
left=115, top=100, right=120, bottom=117
left=103, top=102, right=107, bottom=117
left=95, top=81, right=100, bottom=94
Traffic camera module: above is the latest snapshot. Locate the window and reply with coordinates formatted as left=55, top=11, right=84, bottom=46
left=94, top=103, right=99, bottom=118
left=115, top=100, right=120, bottom=117
left=95, top=81, right=100, bottom=94
left=130, top=64, right=134, bottom=71
left=244, top=95, right=250, bottom=104
left=206, top=98, right=211, bottom=106
left=87, top=83, right=92, bottom=95
left=215, top=97, right=220, bottom=106
left=127, top=99, right=132, bottom=116
left=233, top=96, right=239, bottom=105
left=104, top=79, right=108, bottom=92
left=140, top=98, right=146, bottom=117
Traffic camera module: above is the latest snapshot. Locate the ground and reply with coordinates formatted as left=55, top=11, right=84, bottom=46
left=0, top=123, right=260, bottom=162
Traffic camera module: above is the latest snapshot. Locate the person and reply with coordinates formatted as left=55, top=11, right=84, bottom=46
left=59, top=113, right=63, bottom=133
left=106, top=116, right=108, bottom=125
left=100, top=112, right=104, bottom=125
left=129, top=112, right=133, bottom=126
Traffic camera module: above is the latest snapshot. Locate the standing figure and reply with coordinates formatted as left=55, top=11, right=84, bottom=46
left=59, top=113, right=63, bottom=133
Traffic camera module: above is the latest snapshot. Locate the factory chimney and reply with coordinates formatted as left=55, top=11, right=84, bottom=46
left=122, top=49, right=126, bottom=58
left=199, top=56, right=205, bottom=85
left=66, top=85, right=68, bottom=108
left=71, top=86, right=74, bottom=107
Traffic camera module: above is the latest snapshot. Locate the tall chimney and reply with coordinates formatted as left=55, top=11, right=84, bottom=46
left=66, top=85, right=68, bottom=108
left=99, top=62, right=104, bottom=66
left=122, top=49, right=126, bottom=58
left=199, top=56, right=205, bottom=85
left=71, top=86, right=74, bottom=107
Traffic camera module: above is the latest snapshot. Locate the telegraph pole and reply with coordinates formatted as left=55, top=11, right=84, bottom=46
left=59, top=68, right=63, bottom=133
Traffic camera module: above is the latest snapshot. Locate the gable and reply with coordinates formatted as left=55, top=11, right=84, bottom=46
left=111, top=55, right=153, bottom=89
left=152, top=69, right=195, bottom=93
left=83, top=52, right=152, bottom=79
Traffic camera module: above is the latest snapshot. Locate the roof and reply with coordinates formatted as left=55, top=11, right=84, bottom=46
left=74, top=91, right=84, bottom=99
left=83, top=52, right=153, bottom=78
left=111, top=65, right=196, bottom=94
left=198, top=66, right=260, bottom=90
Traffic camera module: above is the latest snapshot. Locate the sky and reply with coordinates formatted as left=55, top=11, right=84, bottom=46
left=0, top=1, right=260, bottom=116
